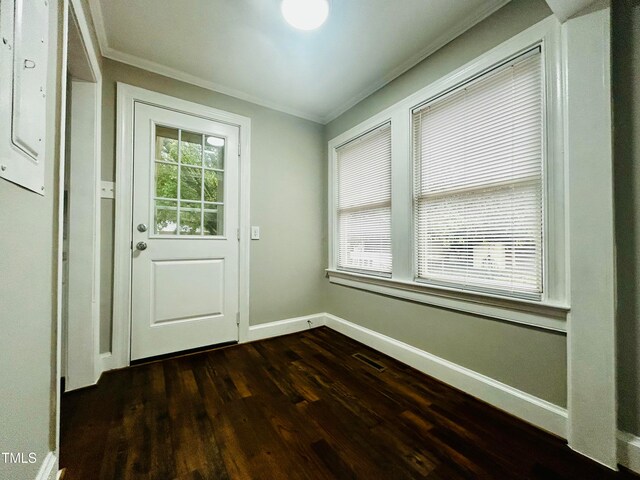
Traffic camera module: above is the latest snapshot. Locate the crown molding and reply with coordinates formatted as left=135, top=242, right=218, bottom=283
left=544, top=0, right=604, bottom=22
left=87, top=0, right=324, bottom=123
left=321, top=0, right=511, bottom=124
left=87, top=0, right=510, bottom=125
left=101, top=47, right=325, bottom=123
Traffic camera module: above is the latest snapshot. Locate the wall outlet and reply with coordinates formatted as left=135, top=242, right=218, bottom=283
left=251, top=226, right=260, bottom=240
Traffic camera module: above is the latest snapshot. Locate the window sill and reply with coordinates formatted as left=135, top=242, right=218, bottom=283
left=325, top=269, right=569, bottom=332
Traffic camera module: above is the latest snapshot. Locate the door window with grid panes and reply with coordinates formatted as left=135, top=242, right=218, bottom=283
left=153, top=126, right=225, bottom=236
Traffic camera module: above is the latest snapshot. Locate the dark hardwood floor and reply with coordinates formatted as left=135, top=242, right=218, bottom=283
left=61, top=327, right=637, bottom=479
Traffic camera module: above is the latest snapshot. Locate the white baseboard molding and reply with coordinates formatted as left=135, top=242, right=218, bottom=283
left=84, top=311, right=640, bottom=470
left=35, top=451, right=57, bottom=480
left=246, top=313, right=327, bottom=342
left=100, top=351, right=116, bottom=374
left=323, top=313, right=568, bottom=438
left=64, top=373, right=99, bottom=393
left=247, top=312, right=567, bottom=438
left=618, top=431, right=640, bottom=474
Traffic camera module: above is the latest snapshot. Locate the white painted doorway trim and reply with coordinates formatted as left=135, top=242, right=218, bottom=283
left=64, top=77, right=102, bottom=393
left=55, top=0, right=102, bottom=476
left=56, top=3, right=103, bottom=389
left=113, top=84, right=252, bottom=369
left=562, top=1, right=617, bottom=469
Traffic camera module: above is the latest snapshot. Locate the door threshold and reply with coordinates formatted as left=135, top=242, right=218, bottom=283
left=130, top=340, right=238, bottom=367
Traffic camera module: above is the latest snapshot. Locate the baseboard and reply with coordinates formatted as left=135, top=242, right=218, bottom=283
left=618, top=431, right=640, bottom=474
left=99, top=351, right=116, bottom=374
left=246, top=313, right=327, bottom=342
left=35, top=451, right=57, bottom=480
left=78, top=311, right=638, bottom=471
left=323, top=313, right=568, bottom=438
left=247, top=312, right=568, bottom=438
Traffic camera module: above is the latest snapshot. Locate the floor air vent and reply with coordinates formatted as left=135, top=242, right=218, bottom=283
left=352, top=352, right=386, bottom=372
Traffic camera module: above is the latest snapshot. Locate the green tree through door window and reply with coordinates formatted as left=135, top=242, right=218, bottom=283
left=154, top=126, right=225, bottom=236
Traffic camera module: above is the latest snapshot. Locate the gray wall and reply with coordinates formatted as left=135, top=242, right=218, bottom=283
left=0, top=2, right=60, bottom=479
left=0, top=2, right=636, bottom=479
left=92, top=0, right=640, bottom=429
left=324, top=0, right=567, bottom=407
left=614, top=0, right=640, bottom=437
left=99, top=59, right=326, bottom=352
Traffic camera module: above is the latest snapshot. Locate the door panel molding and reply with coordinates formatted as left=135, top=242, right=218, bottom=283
left=151, top=258, right=225, bottom=325
left=113, top=83, right=251, bottom=368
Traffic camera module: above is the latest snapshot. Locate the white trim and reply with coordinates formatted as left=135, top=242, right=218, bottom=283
left=246, top=314, right=326, bottom=342
left=103, top=47, right=324, bottom=124
left=563, top=2, right=617, bottom=468
left=86, top=0, right=508, bottom=124
left=62, top=0, right=103, bottom=391
left=545, top=0, right=600, bottom=22
left=323, top=313, right=568, bottom=438
left=55, top=0, right=70, bottom=462
left=86, top=0, right=107, bottom=57
left=618, top=431, right=640, bottom=474
left=100, top=351, right=116, bottom=374
left=34, top=452, right=57, bottom=480
left=327, top=270, right=568, bottom=332
left=64, top=81, right=101, bottom=391
left=327, top=16, right=567, bottom=332
left=327, top=16, right=562, bottom=147
left=87, top=0, right=323, bottom=122
left=322, top=0, right=510, bottom=123
left=237, top=112, right=252, bottom=345
left=69, top=0, right=101, bottom=78
left=113, top=83, right=251, bottom=369
left=247, top=312, right=567, bottom=438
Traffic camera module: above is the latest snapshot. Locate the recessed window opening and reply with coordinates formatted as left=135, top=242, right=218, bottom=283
left=336, top=122, right=392, bottom=276
left=413, top=48, right=544, bottom=299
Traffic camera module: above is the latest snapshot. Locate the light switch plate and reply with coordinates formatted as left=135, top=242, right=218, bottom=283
left=251, top=226, right=260, bottom=240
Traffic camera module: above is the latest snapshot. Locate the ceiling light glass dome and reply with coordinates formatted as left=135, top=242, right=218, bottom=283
left=281, top=0, right=329, bottom=31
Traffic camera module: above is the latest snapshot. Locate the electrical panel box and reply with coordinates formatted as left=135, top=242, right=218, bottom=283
left=0, top=0, right=50, bottom=194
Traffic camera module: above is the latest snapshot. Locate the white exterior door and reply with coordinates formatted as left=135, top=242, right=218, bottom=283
left=130, top=102, right=240, bottom=360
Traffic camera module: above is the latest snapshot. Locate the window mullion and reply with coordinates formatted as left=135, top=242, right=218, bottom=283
left=390, top=109, right=413, bottom=282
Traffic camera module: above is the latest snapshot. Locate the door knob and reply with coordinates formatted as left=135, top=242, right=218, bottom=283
left=137, top=223, right=148, bottom=232
left=136, top=241, right=148, bottom=251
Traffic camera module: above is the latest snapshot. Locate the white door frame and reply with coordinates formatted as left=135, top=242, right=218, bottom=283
left=55, top=0, right=102, bottom=473
left=57, top=0, right=102, bottom=392
left=113, top=83, right=251, bottom=369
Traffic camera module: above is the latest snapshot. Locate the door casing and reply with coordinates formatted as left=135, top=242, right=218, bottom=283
left=59, top=3, right=102, bottom=392
left=113, top=83, right=252, bottom=369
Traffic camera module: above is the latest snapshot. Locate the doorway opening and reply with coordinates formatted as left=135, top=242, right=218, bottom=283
left=59, top=3, right=102, bottom=393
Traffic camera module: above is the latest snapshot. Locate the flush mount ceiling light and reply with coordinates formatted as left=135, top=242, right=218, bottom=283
left=281, top=0, right=329, bottom=31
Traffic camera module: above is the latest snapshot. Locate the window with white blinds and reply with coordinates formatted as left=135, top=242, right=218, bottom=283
left=337, top=123, right=392, bottom=275
left=413, top=48, right=544, bottom=298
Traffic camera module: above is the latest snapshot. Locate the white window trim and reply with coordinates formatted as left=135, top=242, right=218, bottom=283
left=327, top=16, right=568, bottom=332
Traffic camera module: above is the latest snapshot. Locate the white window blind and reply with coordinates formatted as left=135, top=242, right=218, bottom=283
left=337, top=123, right=392, bottom=275
left=413, top=49, right=543, bottom=298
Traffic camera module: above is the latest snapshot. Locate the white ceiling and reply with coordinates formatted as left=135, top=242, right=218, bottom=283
left=90, top=0, right=510, bottom=123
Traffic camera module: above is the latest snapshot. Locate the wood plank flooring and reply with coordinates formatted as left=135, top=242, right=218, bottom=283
left=61, top=327, right=637, bottom=479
